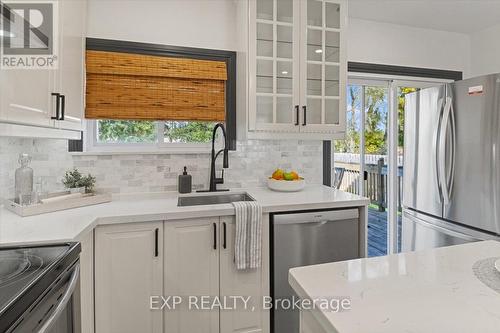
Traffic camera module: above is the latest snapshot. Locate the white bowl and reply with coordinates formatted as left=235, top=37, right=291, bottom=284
left=267, top=178, right=305, bottom=192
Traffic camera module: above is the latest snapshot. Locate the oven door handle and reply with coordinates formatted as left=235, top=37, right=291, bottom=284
left=37, top=263, right=80, bottom=333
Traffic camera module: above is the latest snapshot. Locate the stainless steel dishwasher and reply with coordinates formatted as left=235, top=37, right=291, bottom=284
left=271, top=208, right=360, bottom=333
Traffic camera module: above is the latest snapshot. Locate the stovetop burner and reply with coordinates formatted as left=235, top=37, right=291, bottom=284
left=0, top=252, right=43, bottom=288
left=0, top=245, right=69, bottom=316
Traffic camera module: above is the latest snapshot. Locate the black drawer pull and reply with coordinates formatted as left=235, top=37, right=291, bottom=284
left=223, top=222, right=227, bottom=249
left=154, top=228, right=159, bottom=257
left=51, top=93, right=60, bottom=120
left=213, top=223, right=217, bottom=250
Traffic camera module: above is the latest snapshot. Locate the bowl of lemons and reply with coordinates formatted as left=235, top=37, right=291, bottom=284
left=267, top=169, right=306, bottom=192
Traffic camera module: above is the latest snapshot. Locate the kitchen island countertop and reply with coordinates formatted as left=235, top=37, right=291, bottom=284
left=289, top=240, right=500, bottom=333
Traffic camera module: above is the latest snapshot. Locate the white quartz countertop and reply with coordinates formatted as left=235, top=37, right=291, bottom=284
left=0, top=185, right=368, bottom=245
left=289, top=240, right=500, bottom=333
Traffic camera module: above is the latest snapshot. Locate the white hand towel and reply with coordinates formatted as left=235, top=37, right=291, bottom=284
left=232, top=201, right=262, bottom=270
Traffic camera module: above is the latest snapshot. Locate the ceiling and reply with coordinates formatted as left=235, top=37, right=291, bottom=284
left=348, top=0, right=500, bottom=34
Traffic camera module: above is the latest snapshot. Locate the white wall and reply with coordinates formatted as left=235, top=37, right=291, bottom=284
left=87, top=0, right=239, bottom=51
left=348, top=18, right=471, bottom=78
left=470, top=23, right=500, bottom=77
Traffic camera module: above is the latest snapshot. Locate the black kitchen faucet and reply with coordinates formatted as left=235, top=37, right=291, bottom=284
left=198, top=123, right=229, bottom=192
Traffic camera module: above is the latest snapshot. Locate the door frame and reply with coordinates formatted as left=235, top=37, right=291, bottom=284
left=343, top=74, right=453, bottom=254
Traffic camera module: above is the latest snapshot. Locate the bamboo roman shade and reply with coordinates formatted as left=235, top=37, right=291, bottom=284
left=85, top=50, right=227, bottom=121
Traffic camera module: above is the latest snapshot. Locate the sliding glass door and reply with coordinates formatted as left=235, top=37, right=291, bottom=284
left=335, top=77, right=448, bottom=256
left=335, top=79, right=390, bottom=256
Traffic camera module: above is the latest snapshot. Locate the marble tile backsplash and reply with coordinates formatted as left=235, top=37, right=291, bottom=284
left=0, top=138, right=323, bottom=198
left=0, top=138, right=74, bottom=199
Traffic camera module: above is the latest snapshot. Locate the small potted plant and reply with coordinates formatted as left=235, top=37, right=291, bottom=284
left=62, top=169, right=96, bottom=194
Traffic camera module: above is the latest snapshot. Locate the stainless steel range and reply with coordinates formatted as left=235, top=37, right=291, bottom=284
left=0, top=243, right=81, bottom=333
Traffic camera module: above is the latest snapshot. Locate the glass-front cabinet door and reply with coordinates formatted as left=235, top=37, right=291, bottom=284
left=249, top=0, right=301, bottom=132
left=299, top=0, right=346, bottom=133
left=248, top=0, right=346, bottom=136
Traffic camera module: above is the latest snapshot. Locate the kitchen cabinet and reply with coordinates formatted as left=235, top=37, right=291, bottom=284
left=219, top=216, right=266, bottom=333
left=248, top=0, right=347, bottom=138
left=300, top=310, right=329, bottom=333
left=164, top=218, right=220, bottom=333
left=0, top=65, right=54, bottom=128
left=164, top=216, right=267, bottom=333
left=94, top=222, right=163, bottom=333
left=94, top=216, right=268, bottom=333
left=54, top=0, right=86, bottom=131
left=0, top=0, right=85, bottom=136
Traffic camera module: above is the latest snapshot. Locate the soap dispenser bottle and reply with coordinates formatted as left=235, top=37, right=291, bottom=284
left=178, top=166, right=192, bottom=194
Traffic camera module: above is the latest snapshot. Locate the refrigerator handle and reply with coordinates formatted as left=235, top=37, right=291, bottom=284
left=404, top=211, right=483, bottom=242
left=435, top=98, right=445, bottom=200
left=448, top=100, right=456, bottom=201
left=438, top=97, right=453, bottom=205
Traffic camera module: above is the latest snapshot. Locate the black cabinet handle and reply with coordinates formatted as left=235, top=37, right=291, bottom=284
left=59, top=95, right=65, bottom=120
left=213, top=223, right=217, bottom=250
left=302, top=105, right=307, bottom=126
left=294, top=105, right=299, bottom=126
left=51, top=93, right=60, bottom=120
left=223, top=222, right=227, bottom=249
left=154, top=228, right=159, bottom=257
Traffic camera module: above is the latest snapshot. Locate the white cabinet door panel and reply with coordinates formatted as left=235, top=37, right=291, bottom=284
left=220, top=216, right=267, bottom=333
left=55, top=0, right=85, bottom=131
left=95, top=222, right=163, bottom=333
left=164, top=218, right=220, bottom=333
left=0, top=69, right=54, bottom=127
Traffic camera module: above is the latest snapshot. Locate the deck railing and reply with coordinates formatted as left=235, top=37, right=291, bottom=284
left=334, top=155, right=403, bottom=212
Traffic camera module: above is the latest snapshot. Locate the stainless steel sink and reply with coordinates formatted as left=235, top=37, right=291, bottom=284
left=177, top=192, right=255, bottom=207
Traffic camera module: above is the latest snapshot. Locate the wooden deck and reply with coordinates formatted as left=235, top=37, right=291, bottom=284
left=367, top=208, right=402, bottom=257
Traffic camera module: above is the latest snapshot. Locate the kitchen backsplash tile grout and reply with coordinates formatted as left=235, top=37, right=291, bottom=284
left=0, top=137, right=323, bottom=198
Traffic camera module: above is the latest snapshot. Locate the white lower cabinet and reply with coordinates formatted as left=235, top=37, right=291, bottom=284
left=163, top=218, right=220, bottom=333
left=94, top=222, right=164, bottom=333
left=94, top=217, right=267, bottom=333
left=220, top=216, right=265, bottom=333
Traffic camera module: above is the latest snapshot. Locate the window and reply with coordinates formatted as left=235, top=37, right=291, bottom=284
left=83, top=38, right=237, bottom=152
left=87, top=120, right=219, bottom=151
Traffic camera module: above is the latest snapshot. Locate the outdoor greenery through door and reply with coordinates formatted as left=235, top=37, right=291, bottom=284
left=334, top=81, right=417, bottom=257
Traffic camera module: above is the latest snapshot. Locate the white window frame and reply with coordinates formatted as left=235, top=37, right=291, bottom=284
left=84, top=120, right=215, bottom=154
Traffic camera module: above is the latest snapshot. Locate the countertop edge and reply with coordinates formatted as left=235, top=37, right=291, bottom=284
left=1, top=186, right=369, bottom=245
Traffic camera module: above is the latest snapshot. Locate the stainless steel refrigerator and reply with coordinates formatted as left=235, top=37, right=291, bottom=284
left=402, top=73, right=500, bottom=252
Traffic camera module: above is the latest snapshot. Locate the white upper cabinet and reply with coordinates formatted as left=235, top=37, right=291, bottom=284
left=0, top=0, right=85, bottom=137
left=248, top=0, right=347, bottom=138
left=54, top=0, right=86, bottom=131
left=249, top=0, right=301, bottom=133
left=0, top=63, right=55, bottom=128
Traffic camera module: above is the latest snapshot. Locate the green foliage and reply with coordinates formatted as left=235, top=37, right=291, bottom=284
left=398, top=87, right=417, bottom=148
left=336, top=85, right=418, bottom=155
left=97, top=120, right=215, bottom=144
left=62, top=168, right=96, bottom=193
left=98, top=120, right=156, bottom=143
left=62, top=169, right=82, bottom=189
left=164, top=121, right=215, bottom=143
left=335, top=86, right=387, bottom=154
